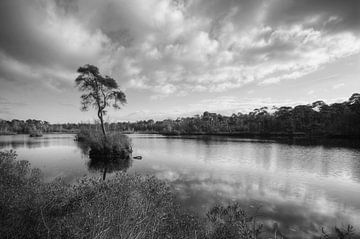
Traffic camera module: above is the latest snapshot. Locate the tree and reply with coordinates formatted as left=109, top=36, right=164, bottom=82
left=348, top=93, right=360, bottom=115
left=75, top=64, right=126, bottom=138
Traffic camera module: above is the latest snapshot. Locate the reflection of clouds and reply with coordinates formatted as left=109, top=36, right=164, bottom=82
left=203, top=173, right=357, bottom=237
left=0, top=134, right=89, bottom=183
left=138, top=161, right=360, bottom=238
left=155, top=169, right=180, bottom=182
left=0, top=137, right=50, bottom=149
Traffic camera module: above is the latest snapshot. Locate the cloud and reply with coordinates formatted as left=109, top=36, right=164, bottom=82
left=307, top=90, right=315, bottom=95
left=0, top=0, right=359, bottom=97
left=0, top=0, right=123, bottom=92
left=110, top=0, right=359, bottom=96
left=0, top=96, right=27, bottom=117
left=0, top=51, right=76, bottom=91
left=264, top=0, right=360, bottom=33
left=332, top=83, right=345, bottom=89
left=0, top=1, right=112, bottom=69
left=119, top=96, right=311, bottom=121
left=186, top=96, right=307, bottom=114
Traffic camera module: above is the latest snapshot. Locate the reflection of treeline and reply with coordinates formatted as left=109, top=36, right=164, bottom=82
left=1, top=150, right=356, bottom=239
left=1, top=93, right=359, bottom=138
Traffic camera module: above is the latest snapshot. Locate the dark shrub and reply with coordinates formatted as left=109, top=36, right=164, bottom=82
left=76, top=128, right=132, bottom=160
left=0, top=150, right=205, bottom=239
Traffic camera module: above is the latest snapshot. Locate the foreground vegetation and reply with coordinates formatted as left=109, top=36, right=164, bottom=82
left=0, top=150, right=358, bottom=239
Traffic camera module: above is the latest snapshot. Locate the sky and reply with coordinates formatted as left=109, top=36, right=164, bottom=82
left=0, top=0, right=359, bottom=123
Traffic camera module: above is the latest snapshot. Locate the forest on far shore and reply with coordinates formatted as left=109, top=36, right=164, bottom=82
left=1, top=93, right=359, bottom=139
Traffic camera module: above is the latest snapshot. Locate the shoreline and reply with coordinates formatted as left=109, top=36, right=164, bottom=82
left=132, top=131, right=360, bottom=140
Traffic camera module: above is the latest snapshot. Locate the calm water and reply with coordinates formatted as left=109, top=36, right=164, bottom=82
left=1, top=134, right=360, bottom=238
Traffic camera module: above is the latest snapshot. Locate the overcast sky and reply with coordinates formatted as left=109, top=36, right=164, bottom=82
left=0, top=0, right=359, bottom=123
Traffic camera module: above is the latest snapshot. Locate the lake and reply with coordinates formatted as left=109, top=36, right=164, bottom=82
left=1, top=133, right=360, bottom=238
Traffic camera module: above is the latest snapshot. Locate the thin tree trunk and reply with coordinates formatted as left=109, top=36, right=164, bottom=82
left=102, top=166, right=107, bottom=180
left=98, top=110, right=107, bottom=139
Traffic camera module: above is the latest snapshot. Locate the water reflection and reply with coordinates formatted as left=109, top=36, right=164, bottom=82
left=0, top=134, right=74, bottom=149
left=1, top=134, right=360, bottom=238
left=77, top=141, right=133, bottom=180
left=87, top=152, right=132, bottom=180
left=129, top=134, right=360, bottom=238
left=149, top=165, right=360, bottom=238
left=0, top=136, right=51, bottom=149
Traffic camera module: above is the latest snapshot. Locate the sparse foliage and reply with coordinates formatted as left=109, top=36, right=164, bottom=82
left=75, top=64, right=126, bottom=137
left=321, top=225, right=356, bottom=239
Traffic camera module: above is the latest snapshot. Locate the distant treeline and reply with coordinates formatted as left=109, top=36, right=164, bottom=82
left=1, top=93, right=359, bottom=138
left=134, top=93, right=360, bottom=138
left=0, top=119, right=72, bottom=134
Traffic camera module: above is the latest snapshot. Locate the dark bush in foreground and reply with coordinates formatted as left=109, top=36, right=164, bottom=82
left=0, top=151, right=358, bottom=239
left=0, top=150, right=204, bottom=238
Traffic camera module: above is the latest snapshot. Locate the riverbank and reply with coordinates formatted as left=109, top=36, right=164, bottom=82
left=0, top=131, right=79, bottom=135
left=159, top=132, right=360, bottom=149
left=126, top=131, right=360, bottom=148
left=0, top=131, right=17, bottom=135
left=159, top=131, right=360, bottom=139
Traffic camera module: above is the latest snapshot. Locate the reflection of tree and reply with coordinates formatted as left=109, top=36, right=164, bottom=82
left=76, top=141, right=133, bottom=180
left=76, top=141, right=90, bottom=155
left=87, top=148, right=132, bottom=180
left=0, top=138, right=50, bottom=149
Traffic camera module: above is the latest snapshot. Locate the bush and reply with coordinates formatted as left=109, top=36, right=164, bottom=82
left=76, top=128, right=133, bottom=160
left=0, top=150, right=205, bottom=238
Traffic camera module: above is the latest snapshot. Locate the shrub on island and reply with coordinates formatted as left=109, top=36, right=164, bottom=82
left=76, top=128, right=132, bottom=160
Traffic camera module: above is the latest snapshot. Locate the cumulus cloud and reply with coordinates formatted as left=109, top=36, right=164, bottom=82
left=264, top=0, right=360, bottom=33
left=0, top=0, right=359, bottom=97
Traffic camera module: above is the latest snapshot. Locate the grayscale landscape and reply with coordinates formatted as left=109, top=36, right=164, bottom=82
left=0, top=0, right=359, bottom=238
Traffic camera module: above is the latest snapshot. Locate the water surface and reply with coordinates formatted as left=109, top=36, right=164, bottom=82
left=1, top=133, right=360, bottom=238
